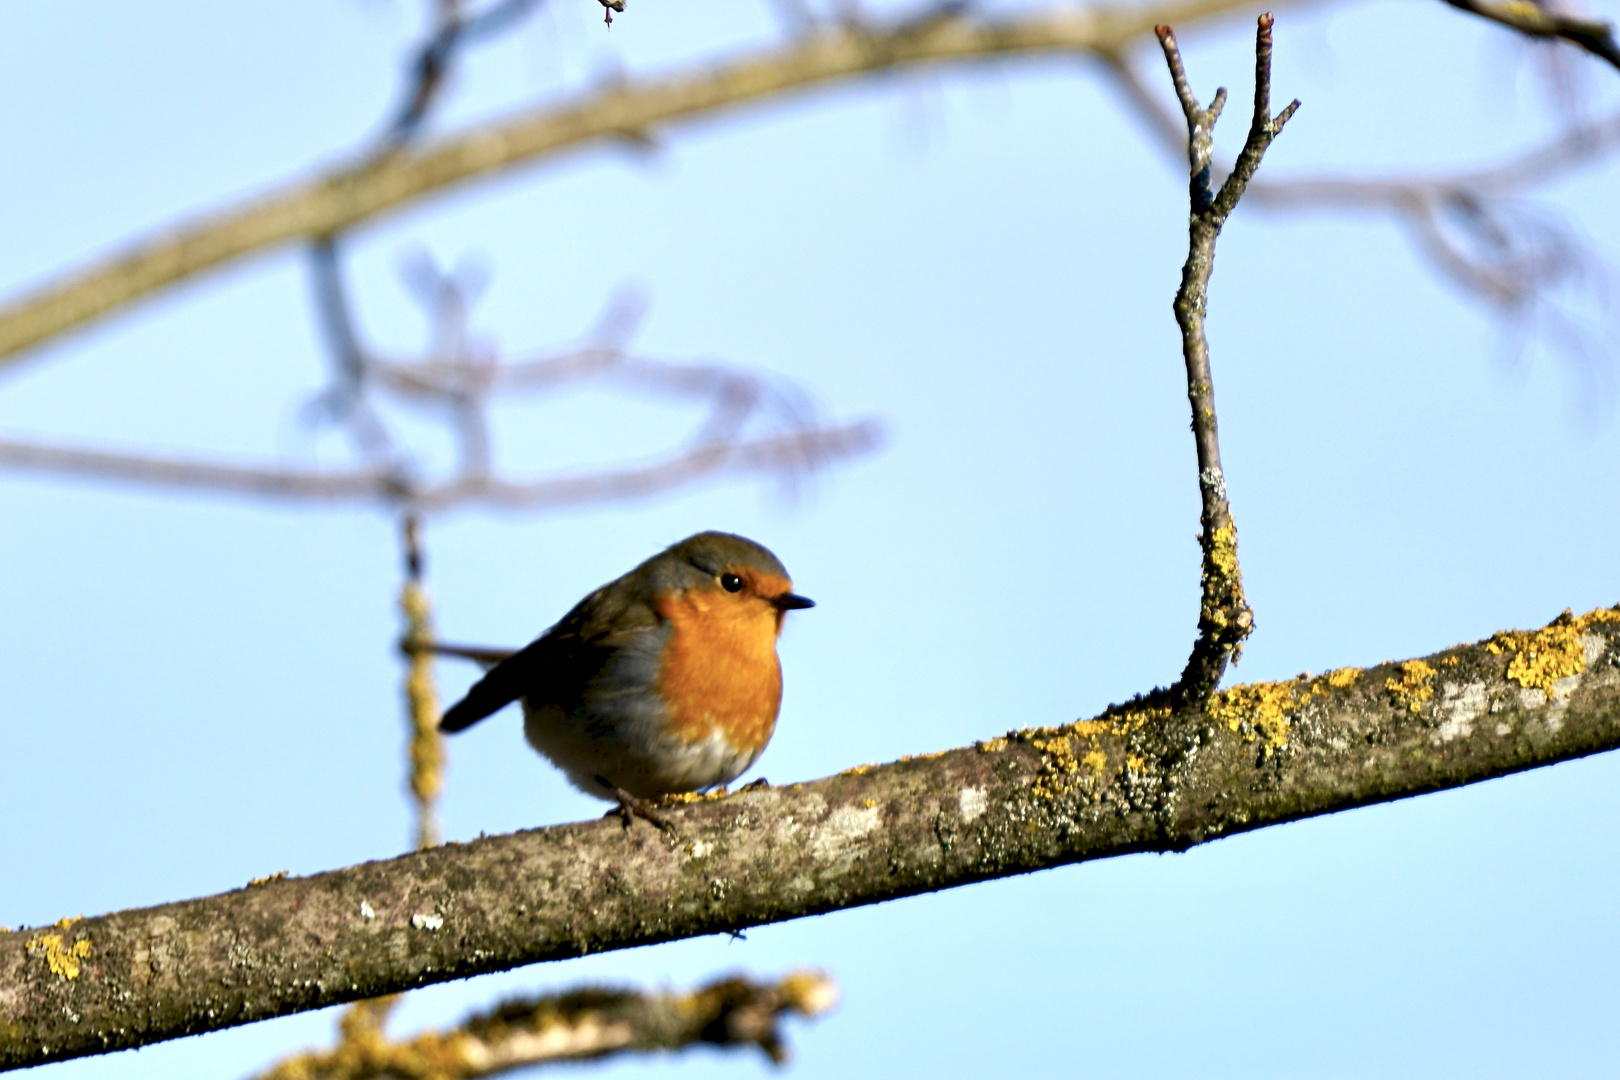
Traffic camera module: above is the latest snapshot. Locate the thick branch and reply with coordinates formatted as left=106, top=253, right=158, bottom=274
left=5, top=606, right=1620, bottom=1071
left=1156, top=15, right=1297, bottom=704
left=0, top=0, right=1290, bottom=368
left=251, top=970, right=837, bottom=1079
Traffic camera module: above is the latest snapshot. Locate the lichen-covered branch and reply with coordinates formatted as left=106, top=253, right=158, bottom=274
left=399, top=516, right=444, bottom=852
left=250, top=970, right=836, bottom=1080
left=5, top=605, right=1620, bottom=1072
left=0, top=0, right=1290, bottom=368
left=1157, top=15, right=1298, bottom=705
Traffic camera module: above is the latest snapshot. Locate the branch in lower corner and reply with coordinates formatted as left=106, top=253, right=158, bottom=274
left=250, top=970, right=838, bottom=1080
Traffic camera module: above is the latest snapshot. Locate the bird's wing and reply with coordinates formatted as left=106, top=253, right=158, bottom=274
left=437, top=581, right=660, bottom=734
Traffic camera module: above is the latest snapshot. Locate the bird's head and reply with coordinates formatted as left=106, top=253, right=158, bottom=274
left=648, top=531, right=814, bottom=627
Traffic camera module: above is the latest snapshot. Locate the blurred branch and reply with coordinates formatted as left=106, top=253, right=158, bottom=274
left=0, top=0, right=1291, bottom=368
left=385, top=0, right=549, bottom=145
left=400, top=516, right=445, bottom=851
left=1156, top=14, right=1297, bottom=704
left=1440, top=0, right=1620, bottom=72
left=0, top=422, right=879, bottom=511
left=8, top=605, right=1620, bottom=1069
left=251, top=970, right=837, bottom=1079
left=1101, top=53, right=1620, bottom=357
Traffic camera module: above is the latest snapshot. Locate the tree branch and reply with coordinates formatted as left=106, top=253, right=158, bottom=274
left=5, top=605, right=1620, bottom=1071
left=0, top=0, right=1293, bottom=368
left=0, top=421, right=881, bottom=512
left=1156, top=14, right=1298, bottom=705
left=1101, top=52, right=1620, bottom=347
left=251, top=970, right=837, bottom=1079
left=1440, top=0, right=1620, bottom=72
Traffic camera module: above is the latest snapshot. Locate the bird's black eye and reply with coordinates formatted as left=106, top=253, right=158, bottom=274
left=720, top=572, right=744, bottom=593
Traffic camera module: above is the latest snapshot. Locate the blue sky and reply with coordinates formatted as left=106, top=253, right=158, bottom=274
left=3, top=1, right=1620, bottom=1077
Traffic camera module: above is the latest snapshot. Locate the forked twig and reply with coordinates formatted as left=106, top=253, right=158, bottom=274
left=1156, top=14, right=1299, bottom=707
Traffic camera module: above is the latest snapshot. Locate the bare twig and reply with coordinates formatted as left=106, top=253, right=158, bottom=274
left=0, top=422, right=879, bottom=510
left=0, top=0, right=1292, bottom=368
left=1104, top=47, right=1620, bottom=365
left=1156, top=14, right=1298, bottom=706
left=251, top=970, right=837, bottom=1080
left=7, top=606, right=1620, bottom=1070
left=410, top=641, right=518, bottom=667
left=1441, top=0, right=1620, bottom=72
left=306, top=238, right=400, bottom=469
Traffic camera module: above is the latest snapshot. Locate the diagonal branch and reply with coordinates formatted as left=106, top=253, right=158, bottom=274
left=0, top=0, right=1295, bottom=369
left=1440, top=0, right=1620, bottom=72
left=1155, top=14, right=1298, bottom=706
left=4, top=606, right=1620, bottom=1071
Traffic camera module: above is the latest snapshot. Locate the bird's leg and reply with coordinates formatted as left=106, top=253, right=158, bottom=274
left=596, top=776, right=676, bottom=833
left=738, top=777, right=771, bottom=792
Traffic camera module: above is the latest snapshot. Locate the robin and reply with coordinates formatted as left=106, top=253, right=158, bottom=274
left=438, top=531, right=813, bottom=827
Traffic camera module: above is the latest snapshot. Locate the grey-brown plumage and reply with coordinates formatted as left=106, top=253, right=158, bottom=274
left=438, top=531, right=813, bottom=801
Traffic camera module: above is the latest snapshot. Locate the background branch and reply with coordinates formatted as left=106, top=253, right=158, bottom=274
left=0, top=422, right=879, bottom=511
left=5, top=606, right=1620, bottom=1071
left=1440, top=0, right=1620, bottom=71
left=252, top=970, right=837, bottom=1079
left=0, top=0, right=1287, bottom=368
left=1101, top=48, right=1620, bottom=384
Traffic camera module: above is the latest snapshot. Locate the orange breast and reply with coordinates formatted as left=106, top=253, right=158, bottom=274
left=654, top=589, right=783, bottom=753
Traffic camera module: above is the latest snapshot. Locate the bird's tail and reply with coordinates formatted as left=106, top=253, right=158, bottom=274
left=438, top=640, right=539, bottom=733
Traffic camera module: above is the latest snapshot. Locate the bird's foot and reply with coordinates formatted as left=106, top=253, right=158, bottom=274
left=596, top=776, right=676, bottom=833
left=738, top=777, right=771, bottom=792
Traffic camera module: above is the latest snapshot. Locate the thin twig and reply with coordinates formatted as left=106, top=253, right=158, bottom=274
left=0, top=0, right=1294, bottom=368
left=0, top=422, right=879, bottom=511
left=1155, top=14, right=1298, bottom=706
left=385, top=0, right=548, bottom=145
left=1101, top=48, right=1620, bottom=361
left=399, top=515, right=444, bottom=852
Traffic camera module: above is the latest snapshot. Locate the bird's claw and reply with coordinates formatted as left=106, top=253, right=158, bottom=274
left=598, top=777, right=677, bottom=833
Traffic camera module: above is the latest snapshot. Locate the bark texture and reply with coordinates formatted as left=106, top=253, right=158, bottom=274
left=4, top=607, right=1619, bottom=1071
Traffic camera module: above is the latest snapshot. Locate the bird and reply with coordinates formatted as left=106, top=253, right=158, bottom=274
left=437, top=531, right=813, bottom=827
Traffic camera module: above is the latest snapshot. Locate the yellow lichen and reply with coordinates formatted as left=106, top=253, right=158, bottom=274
left=1484, top=607, right=1620, bottom=697
left=26, top=927, right=92, bottom=980
left=661, top=787, right=730, bottom=805
left=1208, top=524, right=1239, bottom=580
left=1207, top=677, right=1317, bottom=753
left=1326, top=667, right=1361, bottom=688
left=1030, top=735, right=1082, bottom=800
left=1385, top=659, right=1437, bottom=714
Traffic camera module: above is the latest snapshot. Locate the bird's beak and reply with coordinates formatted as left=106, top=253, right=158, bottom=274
left=771, top=593, right=815, bottom=611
